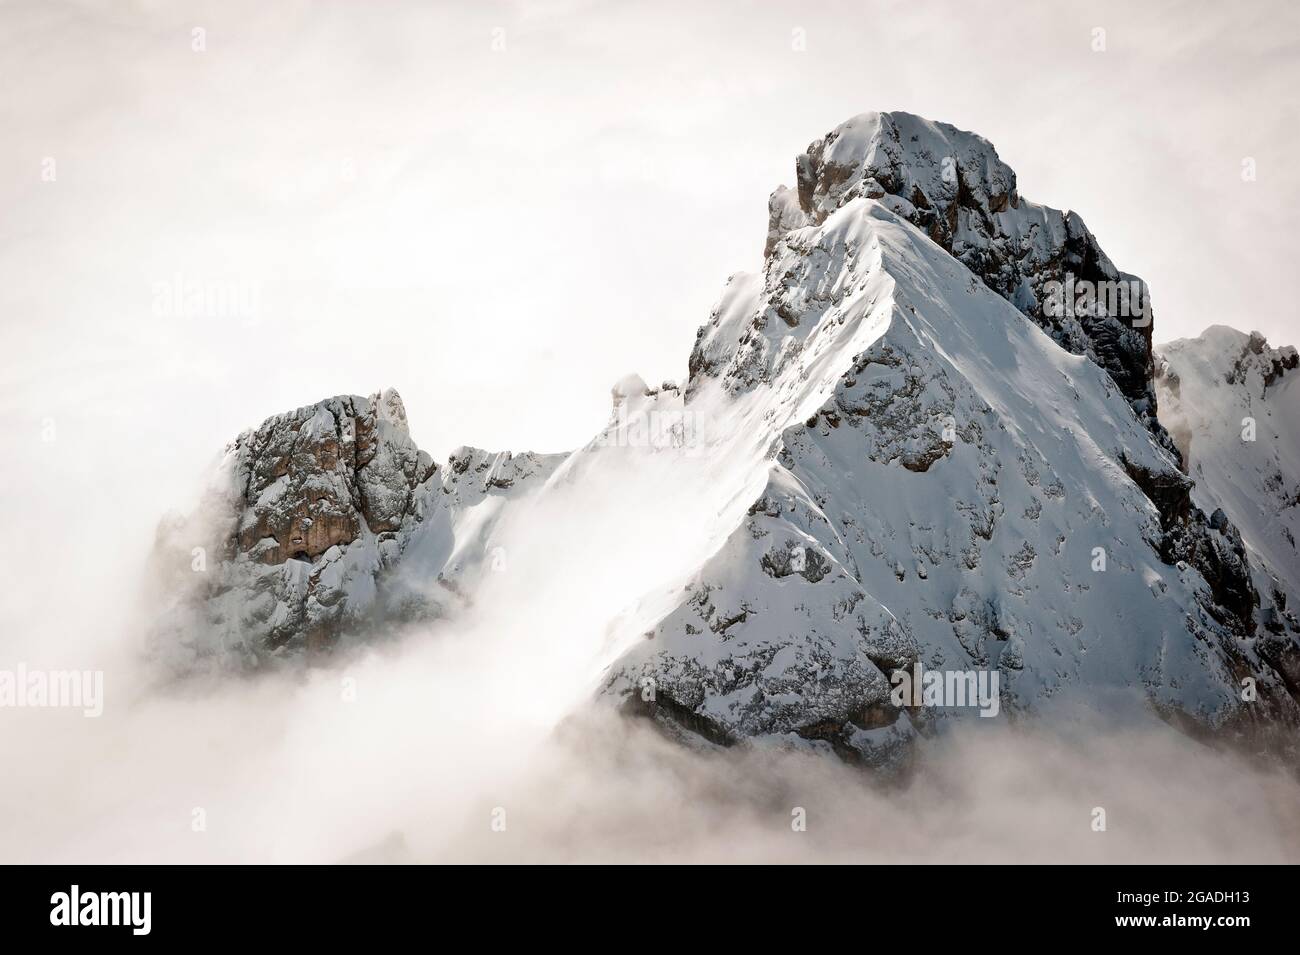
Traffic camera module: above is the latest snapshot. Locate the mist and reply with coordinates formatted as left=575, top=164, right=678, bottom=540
left=3, top=656, right=1298, bottom=863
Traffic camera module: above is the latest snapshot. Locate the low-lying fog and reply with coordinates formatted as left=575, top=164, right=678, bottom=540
left=2, top=537, right=1297, bottom=864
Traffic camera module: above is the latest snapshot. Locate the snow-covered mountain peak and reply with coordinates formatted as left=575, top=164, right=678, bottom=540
left=149, top=111, right=1300, bottom=766
left=760, top=111, right=1165, bottom=449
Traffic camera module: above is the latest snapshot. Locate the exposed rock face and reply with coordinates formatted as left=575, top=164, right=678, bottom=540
left=1118, top=452, right=1256, bottom=631
left=232, top=390, right=434, bottom=566
left=148, top=389, right=562, bottom=668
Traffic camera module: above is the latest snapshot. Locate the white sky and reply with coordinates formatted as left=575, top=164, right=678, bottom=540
left=1, top=0, right=1297, bottom=629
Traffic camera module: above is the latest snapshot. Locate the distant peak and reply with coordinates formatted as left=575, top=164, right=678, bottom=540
left=1162, top=326, right=1298, bottom=391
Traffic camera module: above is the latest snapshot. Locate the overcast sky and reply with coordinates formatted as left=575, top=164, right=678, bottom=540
left=1, top=0, right=1297, bottom=633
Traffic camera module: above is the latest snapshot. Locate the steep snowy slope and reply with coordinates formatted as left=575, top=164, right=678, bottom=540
left=1156, top=327, right=1300, bottom=687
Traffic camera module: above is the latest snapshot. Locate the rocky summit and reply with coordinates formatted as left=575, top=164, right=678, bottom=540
left=148, top=389, right=562, bottom=666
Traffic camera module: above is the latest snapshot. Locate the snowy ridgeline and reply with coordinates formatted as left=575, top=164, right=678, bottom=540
left=148, top=112, right=1300, bottom=764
